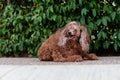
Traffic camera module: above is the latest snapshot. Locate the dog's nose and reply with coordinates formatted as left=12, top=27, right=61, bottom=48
left=68, top=31, right=72, bottom=35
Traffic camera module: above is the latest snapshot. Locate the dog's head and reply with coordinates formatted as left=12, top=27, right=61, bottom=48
left=63, top=21, right=82, bottom=40
left=63, top=21, right=90, bottom=52
left=58, top=21, right=90, bottom=49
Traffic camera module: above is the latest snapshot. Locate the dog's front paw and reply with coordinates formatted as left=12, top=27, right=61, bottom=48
left=89, top=53, right=98, bottom=60
left=75, top=57, right=83, bottom=62
left=53, top=57, right=66, bottom=62
left=66, top=55, right=83, bottom=62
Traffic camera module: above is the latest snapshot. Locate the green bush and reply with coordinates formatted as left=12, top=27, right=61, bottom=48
left=0, top=0, right=120, bottom=57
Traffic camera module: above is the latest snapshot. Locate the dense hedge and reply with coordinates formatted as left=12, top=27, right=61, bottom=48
left=0, top=0, right=120, bottom=57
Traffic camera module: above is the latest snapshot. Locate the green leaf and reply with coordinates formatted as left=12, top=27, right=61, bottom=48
left=13, top=20, right=17, bottom=26
left=33, top=18, right=39, bottom=25
left=19, top=43, right=23, bottom=51
left=106, top=16, right=111, bottom=22
left=94, top=40, right=100, bottom=50
left=13, top=44, right=17, bottom=52
left=88, top=22, right=94, bottom=31
left=113, top=32, right=117, bottom=39
left=117, top=7, right=120, bottom=13
left=38, top=16, right=42, bottom=22
left=114, top=42, right=118, bottom=52
left=97, top=31, right=107, bottom=40
left=80, top=16, right=85, bottom=24
left=103, top=41, right=110, bottom=49
left=79, top=0, right=82, bottom=5
left=39, top=6, right=43, bottom=12
left=16, top=15, right=23, bottom=20
left=92, top=9, right=96, bottom=17
left=57, top=15, right=62, bottom=24
left=101, top=31, right=107, bottom=39
left=42, top=13, right=46, bottom=19
left=46, top=0, right=50, bottom=3
left=118, top=30, right=120, bottom=40
left=49, top=6, right=53, bottom=13
left=25, top=17, right=30, bottom=22
left=97, top=31, right=102, bottom=40
left=110, top=12, right=116, bottom=21
left=103, top=5, right=109, bottom=12
left=51, top=15, right=57, bottom=21
left=18, top=23, right=23, bottom=31
left=81, top=8, right=88, bottom=16
left=96, top=19, right=101, bottom=26
left=102, top=17, right=107, bottom=26
left=31, top=15, right=36, bottom=20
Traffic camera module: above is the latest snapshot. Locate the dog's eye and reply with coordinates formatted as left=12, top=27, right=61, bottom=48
left=74, top=29, right=77, bottom=32
left=80, top=29, right=82, bottom=32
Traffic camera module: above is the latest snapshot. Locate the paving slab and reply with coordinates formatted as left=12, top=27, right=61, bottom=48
left=0, top=57, right=120, bottom=80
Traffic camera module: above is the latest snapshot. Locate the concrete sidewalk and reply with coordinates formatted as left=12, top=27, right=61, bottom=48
left=0, top=57, right=120, bottom=65
left=0, top=57, right=120, bottom=80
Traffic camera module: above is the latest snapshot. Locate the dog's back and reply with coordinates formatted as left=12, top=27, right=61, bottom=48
left=37, top=30, right=61, bottom=61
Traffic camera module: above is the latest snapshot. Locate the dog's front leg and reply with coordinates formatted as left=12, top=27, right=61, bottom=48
left=52, top=51, right=66, bottom=62
left=82, top=52, right=98, bottom=60
left=66, top=55, right=83, bottom=62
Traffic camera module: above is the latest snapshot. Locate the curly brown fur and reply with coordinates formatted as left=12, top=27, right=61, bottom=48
left=37, top=21, right=98, bottom=62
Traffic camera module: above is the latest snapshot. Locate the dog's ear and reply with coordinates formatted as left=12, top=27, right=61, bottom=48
left=79, top=26, right=90, bottom=53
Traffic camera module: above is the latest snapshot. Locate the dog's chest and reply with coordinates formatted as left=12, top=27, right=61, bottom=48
left=59, top=40, right=81, bottom=57
left=65, top=40, right=80, bottom=49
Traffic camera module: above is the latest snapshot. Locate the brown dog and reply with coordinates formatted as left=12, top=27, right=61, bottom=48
left=37, top=21, right=98, bottom=62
